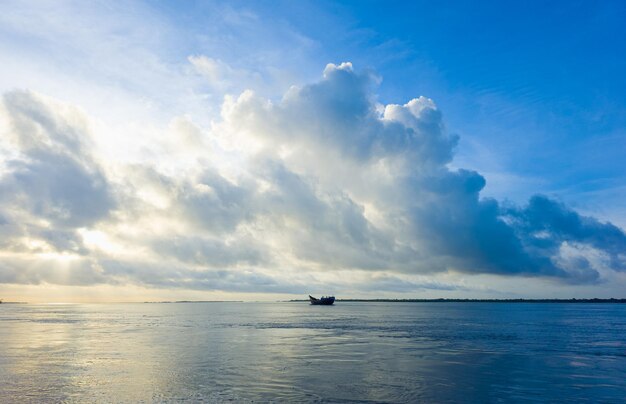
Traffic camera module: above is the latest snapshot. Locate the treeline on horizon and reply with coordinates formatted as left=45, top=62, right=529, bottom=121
left=292, top=298, right=626, bottom=303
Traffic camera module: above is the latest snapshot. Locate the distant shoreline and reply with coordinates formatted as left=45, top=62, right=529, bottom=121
left=290, top=298, right=626, bottom=303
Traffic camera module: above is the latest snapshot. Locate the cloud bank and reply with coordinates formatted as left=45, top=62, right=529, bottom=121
left=1, top=63, right=625, bottom=295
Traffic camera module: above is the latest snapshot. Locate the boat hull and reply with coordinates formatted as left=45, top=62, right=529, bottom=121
left=309, top=295, right=335, bottom=305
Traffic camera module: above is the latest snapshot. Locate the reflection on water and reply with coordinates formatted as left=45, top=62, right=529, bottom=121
left=1, top=302, right=626, bottom=402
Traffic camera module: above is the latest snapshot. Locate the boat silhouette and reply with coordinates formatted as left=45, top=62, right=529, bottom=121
left=309, top=295, right=335, bottom=305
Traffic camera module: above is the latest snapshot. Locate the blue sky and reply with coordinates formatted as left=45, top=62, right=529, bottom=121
left=152, top=0, right=626, bottom=217
left=0, top=1, right=625, bottom=301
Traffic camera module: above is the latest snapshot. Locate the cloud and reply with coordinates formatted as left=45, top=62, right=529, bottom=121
left=219, top=63, right=625, bottom=282
left=0, top=64, right=625, bottom=295
left=150, top=235, right=266, bottom=268
left=0, top=256, right=107, bottom=286
left=188, top=55, right=262, bottom=93
left=507, top=195, right=626, bottom=274
left=0, top=90, right=115, bottom=256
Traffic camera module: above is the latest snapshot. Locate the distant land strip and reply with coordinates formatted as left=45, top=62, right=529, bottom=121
left=290, top=298, right=626, bottom=303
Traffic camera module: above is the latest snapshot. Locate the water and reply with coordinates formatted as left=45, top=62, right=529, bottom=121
left=1, top=302, right=626, bottom=402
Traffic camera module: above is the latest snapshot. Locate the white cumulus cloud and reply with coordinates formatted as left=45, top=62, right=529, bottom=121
left=1, top=64, right=625, bottom=297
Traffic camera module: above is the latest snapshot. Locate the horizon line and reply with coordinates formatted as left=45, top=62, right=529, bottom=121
left=4, top=297, right=626, bottom=304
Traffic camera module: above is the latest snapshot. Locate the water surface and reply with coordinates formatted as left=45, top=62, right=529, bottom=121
left=1, top=302, right=625, bottom=402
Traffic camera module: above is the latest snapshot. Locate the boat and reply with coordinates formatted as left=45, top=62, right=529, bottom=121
left=309, top=295, right=335, bottom=305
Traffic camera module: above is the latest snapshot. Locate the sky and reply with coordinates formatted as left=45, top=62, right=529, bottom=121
left=0, top=0, right=625, bottom=302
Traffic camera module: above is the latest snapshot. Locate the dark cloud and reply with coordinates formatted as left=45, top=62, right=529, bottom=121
left=507, top=195, right=626, bottom=273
